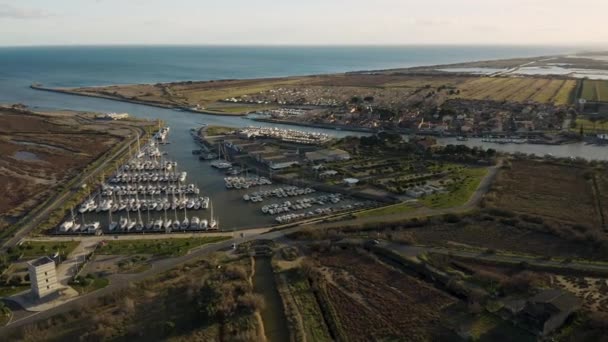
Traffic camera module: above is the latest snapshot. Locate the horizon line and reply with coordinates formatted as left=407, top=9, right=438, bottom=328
left=0, top=43, right=603, bottom=49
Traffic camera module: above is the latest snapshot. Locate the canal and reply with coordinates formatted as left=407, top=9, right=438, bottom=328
left=252, top=256, right=290, bottom=342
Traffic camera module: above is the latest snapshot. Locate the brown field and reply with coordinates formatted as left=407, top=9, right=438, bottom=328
left=0, top=107, right=143, bottom=221
left=409, top=219, right=605, bottom=260
left=69, top=77, right=308, bottom=113
left=314, top=251, right=457, bottom=341
left=485, top=160, right=602, bottom=228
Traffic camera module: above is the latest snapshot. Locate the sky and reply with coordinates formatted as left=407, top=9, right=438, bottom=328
left=0, top=0, right=607, bottom=46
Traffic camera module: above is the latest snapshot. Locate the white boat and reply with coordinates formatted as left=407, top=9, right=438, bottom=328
left=153, top=219, right=163, bottom=230
left=119, top=217, right=128, bottom=230
left=59, top=220, right=74, bottom=233
left=180, top=218, right=189, bottom=230
left=201, top=219, right=208, bottom=229
left=86, top=222, right=100, bottom=234
left=190, top=216, right=200, bottom=230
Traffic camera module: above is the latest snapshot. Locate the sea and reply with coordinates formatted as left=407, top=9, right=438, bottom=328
left=0, top=45, right=605, bottom=229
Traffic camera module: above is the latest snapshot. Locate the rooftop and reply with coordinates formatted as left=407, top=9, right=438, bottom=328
left=28, top=256, right=55, bottom=268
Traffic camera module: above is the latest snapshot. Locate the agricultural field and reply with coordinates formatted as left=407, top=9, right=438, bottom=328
left=311, top=250, right=458, bottom=341
left=279, top=268, right=332, bottom=341
left=66, top=72, right=575, bottom=118
left=485, top=160, right=603, bottom=228
left=581, top=79, right=608, bottom=102
left=456, top=77, right=576, bottom=105
left=5, top=255, right=265, bottom=341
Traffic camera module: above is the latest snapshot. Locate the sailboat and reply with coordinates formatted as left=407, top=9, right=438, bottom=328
left=144, top=192, right=153, bottom=230
left=181, top=206, right=189, bottom=230
left=190, top=216, right=200, bottom=230
left=70, top=208, right=81, bottom=232
left=59, top=208, right=77, bottom=232
left=108, top=206, right=118, bottom=231
left=208, top=200, right=218, bottom=230
left=171, top=207, right=180, bottom=230
left=119, top=216, right=128, bottom=230
left=163, top=207, right=172, bottom=231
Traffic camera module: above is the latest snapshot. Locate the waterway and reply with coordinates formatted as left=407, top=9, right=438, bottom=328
left=252, top=256, right=290, bottom=342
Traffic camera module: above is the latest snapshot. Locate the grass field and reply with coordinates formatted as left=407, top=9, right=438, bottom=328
left=205, top=125, right=237, bottom=136
left=97, top=236, right=230, bottom=257
left=485, top=160, right=601, bottom=227
left=456, top=77, right=576, bottom=105
left=355, top=202, right=417, bottom=218
left=7, top=241, right=79, bottom=261
left=581, top=79, right=608, bottom=102
left=421, top=167, right=488, bottom=209
left=70, top=276, right=109, bottom=294
left=0, top=285, right=28, bottom=298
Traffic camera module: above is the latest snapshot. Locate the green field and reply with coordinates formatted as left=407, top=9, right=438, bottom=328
left=6, top=241, right=80, bottom=261
left=70, top=275, right=110, bottom=294
left=205, top=125, right=237, bottom=136
left=356, top=202, right=417, bottom=218
left=0, top=285, right=28, bottom=298
left=97, top=236, right=230, bottom=257
left=421, top=167, right=488, bottom=209
left=581, top=79, right=608, bottom=102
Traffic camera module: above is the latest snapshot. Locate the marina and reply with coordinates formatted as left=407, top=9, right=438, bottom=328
left=57, top=127, right=219, bottom=235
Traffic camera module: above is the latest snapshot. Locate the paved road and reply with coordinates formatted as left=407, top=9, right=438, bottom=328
left=382, top=241, right=608, bottom=275
left=1, top=126, right=144, bottom=250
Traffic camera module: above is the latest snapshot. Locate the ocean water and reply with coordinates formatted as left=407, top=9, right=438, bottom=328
left=0, top=45, right=577, bottom=88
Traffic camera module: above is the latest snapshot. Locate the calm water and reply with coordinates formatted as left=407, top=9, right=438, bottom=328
left=0, top=45, right=605, bottom=230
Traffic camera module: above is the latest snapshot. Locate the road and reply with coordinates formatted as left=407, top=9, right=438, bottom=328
left=382, top=242, right=608, bottom=276
left=0, top=125, right=144, bottom=250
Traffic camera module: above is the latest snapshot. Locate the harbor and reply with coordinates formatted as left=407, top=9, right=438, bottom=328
left=57, top=127, right=219, bottom=235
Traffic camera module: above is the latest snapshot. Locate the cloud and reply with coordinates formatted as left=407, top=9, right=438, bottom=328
left=0, top=4, right=51, bottom=20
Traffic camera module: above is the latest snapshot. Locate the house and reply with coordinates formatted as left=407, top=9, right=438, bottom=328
left=411, top=136, right=438, bottom=150
left=343, top=178, right=359, bottom=186
left=266, top=157, right=299, bottom=170
left=519, top=289, right=581, bottom=336
left=499, top=289, right=581, bottom=336
left=305, top=149, right=350, bottom=163
left=27, top=256, right=58, bottom=299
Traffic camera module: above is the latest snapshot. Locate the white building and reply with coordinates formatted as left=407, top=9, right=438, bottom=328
left=27, top=256, right=58, bottom=299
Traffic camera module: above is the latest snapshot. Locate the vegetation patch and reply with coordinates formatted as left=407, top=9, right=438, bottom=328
left=97, top=236, right=230, bottom=257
